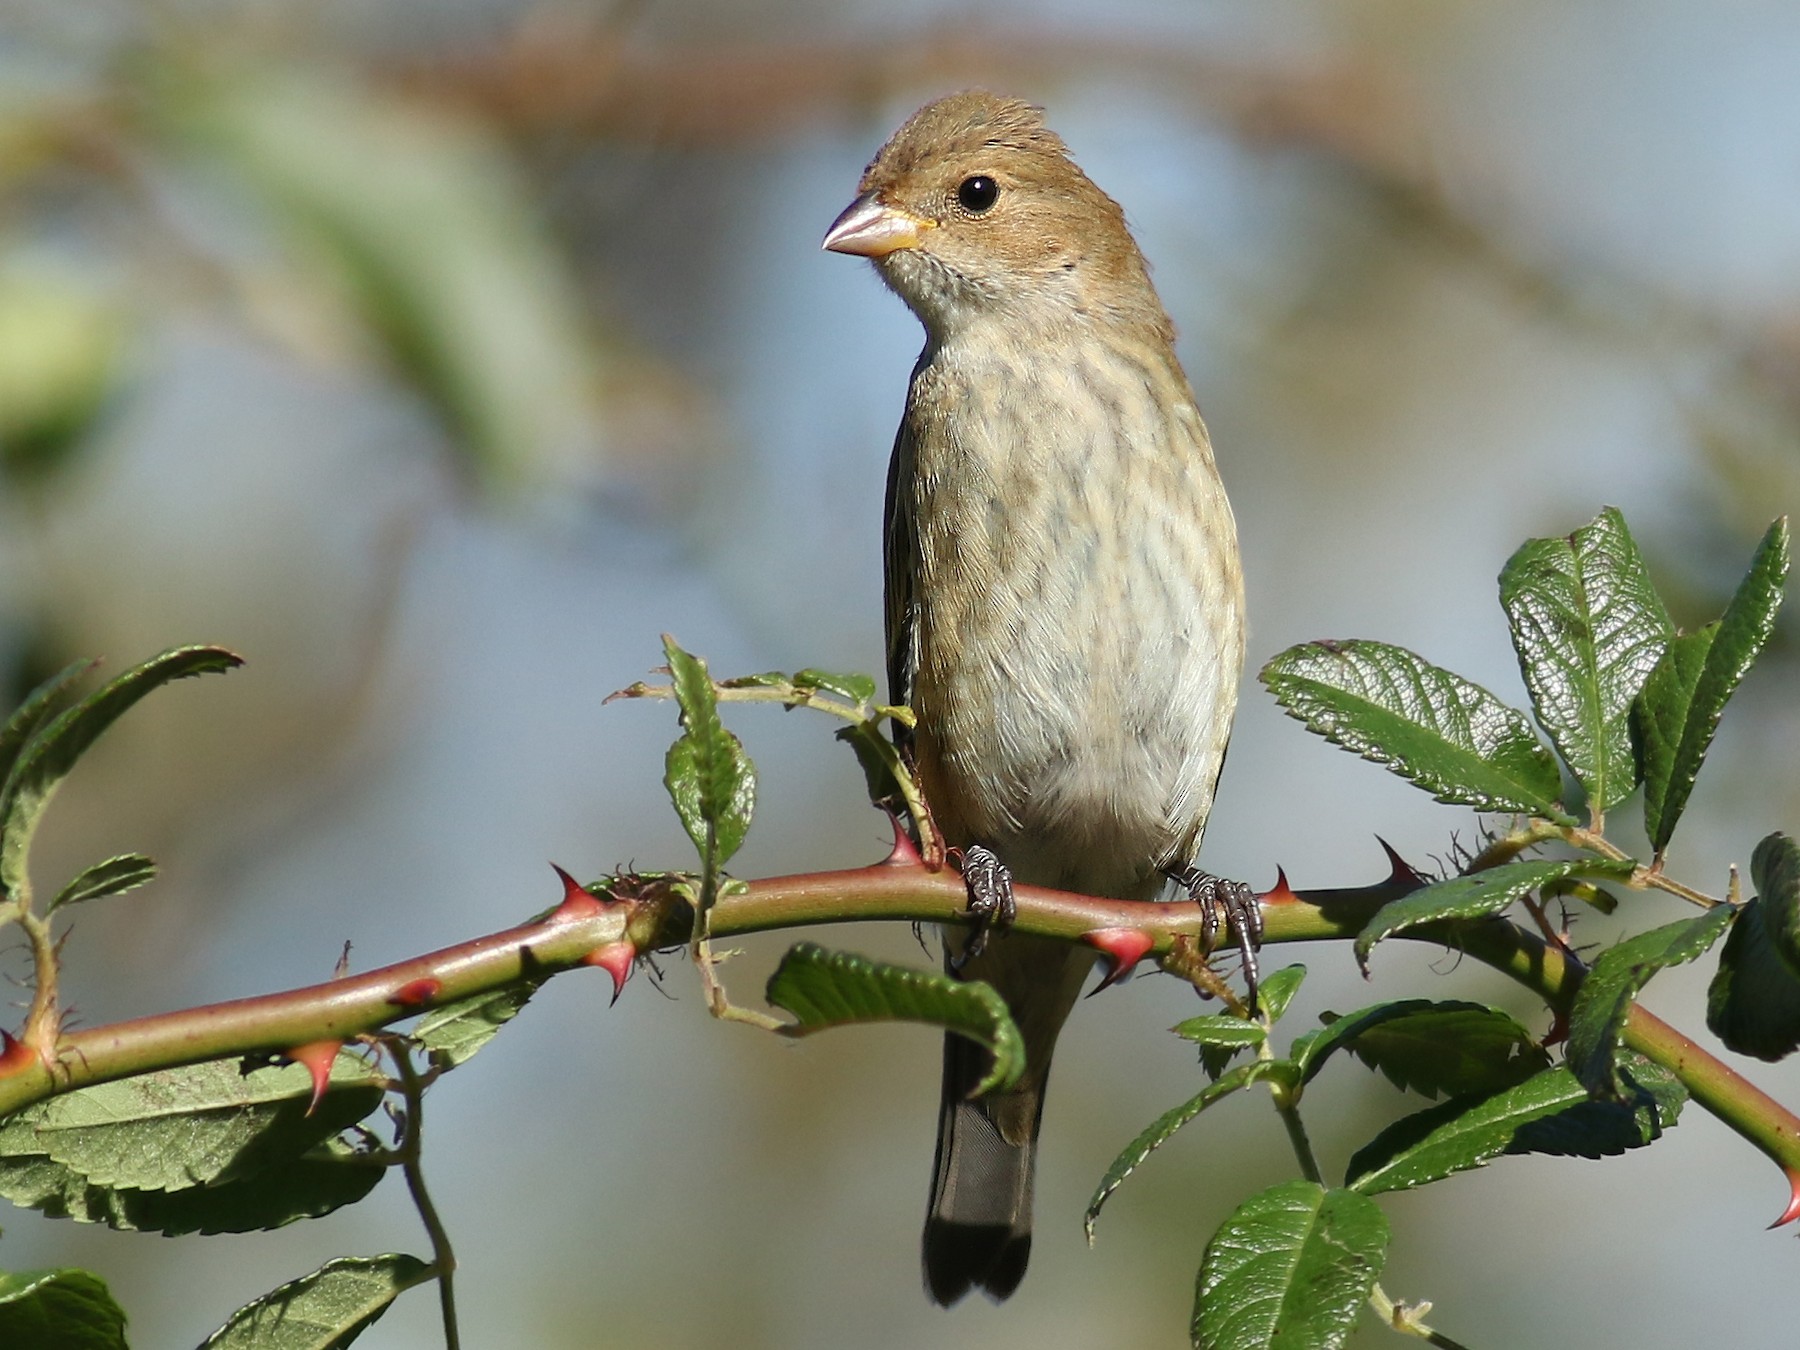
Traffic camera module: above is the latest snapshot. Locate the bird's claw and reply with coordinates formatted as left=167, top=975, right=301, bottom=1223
left=1167, top=864, right=1263, bottom=1012
left=952, top=844, right=1015, bottom=968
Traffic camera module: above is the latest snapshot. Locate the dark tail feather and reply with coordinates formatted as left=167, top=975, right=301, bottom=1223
left=922, top=1032, right=1043, bottom=1305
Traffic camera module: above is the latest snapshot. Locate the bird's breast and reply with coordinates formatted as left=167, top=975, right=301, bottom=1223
left=901, top=329, right=1246, bottom=896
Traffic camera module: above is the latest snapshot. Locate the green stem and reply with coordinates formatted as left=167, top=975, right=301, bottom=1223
left=391, top=1040, right=460, bottom=1350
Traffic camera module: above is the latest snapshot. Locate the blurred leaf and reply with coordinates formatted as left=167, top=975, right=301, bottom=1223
left=1639, top=518, right=1789, bottom=854
left=1299, top=1000, right=1549, bottom=1098
left=766, top=943, right=1023, bottom=1096
left=0, top=1057, right=383, bottom=1199
left=661, top=637, right=754, bottom=870
left=1192, top=1181, right=1387, bottom=1350
left=1707, top=834, right=1800, bottom=1061
left=1567, top=907, right=1734, bottom=1098
left=411, top=982, right=540, bottom=1073
left=166, top=69, right=601, bottom=492
left=1354, top=859, right=1631, bottom=970
left=1260, top=640, right=1569, bottom=821
left=1499, top=508, right=1671, bottom=812
left=1086, top=1060, right=1294, bottom=1240
left=0, top=1267, right=127, bottom=1349
left=0, top=646, right=241, bottom=899
left=47, top=853, right=157, bottom=913
left=1347, top=1056, right=1681, bottom=1195
left=200, top=1254, right=431, bottom=1350
left=0, top=266, right=127, bottom=487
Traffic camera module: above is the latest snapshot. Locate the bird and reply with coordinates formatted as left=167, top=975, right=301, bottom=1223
left=823, top=91, right=1252, bottom=1306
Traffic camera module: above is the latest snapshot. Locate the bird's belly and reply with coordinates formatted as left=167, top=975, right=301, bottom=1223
left=912, top=533, right=1236, bottom=897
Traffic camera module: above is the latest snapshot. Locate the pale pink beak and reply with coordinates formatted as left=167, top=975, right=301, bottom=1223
left=823, top=191, right=931, bottom=257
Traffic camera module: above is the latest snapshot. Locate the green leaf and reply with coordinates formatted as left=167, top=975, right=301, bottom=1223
left=1298, top=1000, right=1549, bottom=1098
left=48, top=853, right=157, bottom=913
left=410, top=982, right=539, bottom=1073
left=169, top=71, right=603, bottom=493
left=1639, top=517, right=1789, bottom=854
left=200, top=1254, right=431, bottom=1350
left=1175, top=1014, right=1268, bottom=1081
left=661, top=637, right=755, bottom=869
left=1355, top=858, right=1632, bottom=970
left=0, top=1057, right=383, bottom=1199
left=1260, top=639, right=1568, bottom=820
left=1086, top=1060, right=1294, bottom=1241
left=0, top=659, right=92, bottom=793
left=0, top=646, right=241, bottom=897
left=1192, top=1181, right=1388, bottom=1350
left=792, top=669, right=878, bottom=703
left=1707, top=834, right=1800, bottom=1061
left=1567, top=907, right=1735, bottom=1098
left=1348, top=1056, right=1681, bottom=1194
left=0, top=1267, right=128, bottom=1349
left=1499, top=508, right=1672, bottom=812
left=1256, top=965, right=1308, bottom=1024
left=766, top=943, right=1024, bottom=1096
left=1751, top=832, right=1800, bottom=975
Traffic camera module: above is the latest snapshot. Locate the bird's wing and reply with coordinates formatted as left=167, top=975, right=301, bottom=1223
left=883, top=415, right=920, bottom=750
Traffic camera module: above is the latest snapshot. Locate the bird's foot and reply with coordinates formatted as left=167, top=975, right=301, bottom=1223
left=1166, top=863, right=1264, bottom=1011
left=951, top=844, right=1015, bottom=968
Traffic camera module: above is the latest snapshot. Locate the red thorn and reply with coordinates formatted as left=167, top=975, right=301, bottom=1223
left=0, top=1030, right=33, bottom=1079
left=550, top=863, right=606, bottom=921
left=387, top=978, right=443, bottom=1009
left=1376, top=836, right=1428, bottom=888
left=880, top=810, right=924, bottom=866
left=584, top=941, right=636, bottom=1003
left=1260, top=867, right=1301, bottom=906
left=1772, top=1171, right=1800, bottom=1229
left=1083, top=928, right=1156, bottom=994
left=285, top=1040, right=343, bottom=1116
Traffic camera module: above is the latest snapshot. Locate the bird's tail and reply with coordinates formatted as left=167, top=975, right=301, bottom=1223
left=922, top=1030, right=1045, bottom=1305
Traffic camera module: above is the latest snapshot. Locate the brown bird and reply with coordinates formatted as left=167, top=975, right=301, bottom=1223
left=824, top=91, right=1253, bottom=1306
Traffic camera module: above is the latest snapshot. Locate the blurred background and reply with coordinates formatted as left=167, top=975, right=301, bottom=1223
left=2, top=1, right=1798, bottom=1346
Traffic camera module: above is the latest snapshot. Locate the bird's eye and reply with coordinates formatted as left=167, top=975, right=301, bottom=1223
left=956, top=175, right=999, bottom=214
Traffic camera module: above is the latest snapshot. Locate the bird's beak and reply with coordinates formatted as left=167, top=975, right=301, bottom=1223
left=822, top=192, right=931, bottom=257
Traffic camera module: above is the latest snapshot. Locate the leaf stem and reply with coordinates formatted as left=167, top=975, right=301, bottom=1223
left=390, top=1038, right=461, bottom=1350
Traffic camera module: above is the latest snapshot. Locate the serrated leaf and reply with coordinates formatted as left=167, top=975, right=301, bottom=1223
left=0, top=646, right=241, bottom=897
left=1175, top=1014, right=1267, bottom=1081
left=0, top=1267, right=128, bottom=1349
left=1355, top=858, right=1632, bottom=969
left=1639, top=518, right=1789, bottom=854
left=1256, top=965, right=1308, bottom=1024
left=1192, top=1181, right=1388, bottom=1350
left=48, top=853, right=157, bottom=913
left=200, top=1253, right=431, bottom=1350
left=1086, top=1060, right=1293, bottom=1240
left=1172, top=1015, right=1269, bottom=1049
left=1260, top=640, right=1568, bottom=820
left=0, top=659, right=92, bottom=792
left=411, top=981, right=539, bottom=1073
left=1299, top=1000, right=1549, bottom=1099
left=1567, top=907, right=1735, bottom=1098
left=1707, top=837, right=1800, bottom=1061
left=1348, top=1056, right=1681, bottom=1194
left=766, top=943, right=1024, bottom=1096
left=792, top=668, right=878, bottom=703
left=0, top=1057, right=382, bottom=1198
left=1500, top=508, right=1672, bottom=812
left=661, top=637, right=755, bottom=869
